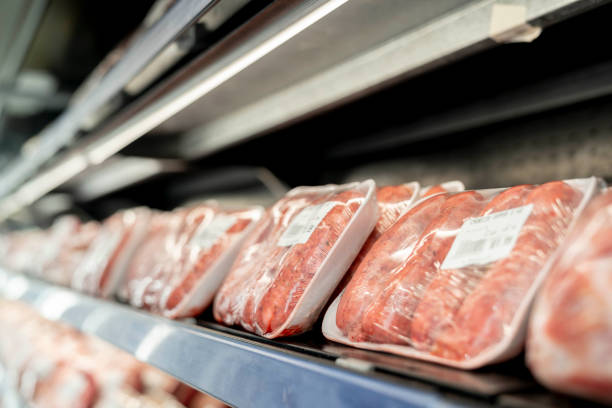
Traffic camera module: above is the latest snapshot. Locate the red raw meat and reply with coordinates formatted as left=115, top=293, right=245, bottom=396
left=432, top=181, right=582, bottom=360
left=409, top=185, right=535, bottom=350
left=159, top=205, right=261, bottom=318
left=421, top=184, right=446, bottom=197
left=527, top=189, right=612, bottom=404
left=333, top=184, right=416, bottom=299
left=30, top=363, right=97, bottom=408
left=73, top=208, right=150, bottom=298
left=326, top=179, right=590, bottom=368
left=336, top=193, right=447, bottom=341
left=45, top=220, right=100, bottom=287
left=122, top=211, right=185, bottom=308
left=214, top=182, right=374, bottom=337
left=359, top=191, right=487, bottom=344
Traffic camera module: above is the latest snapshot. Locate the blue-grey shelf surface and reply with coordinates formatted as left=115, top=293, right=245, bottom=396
left=0, top=269, right=470, bottom=408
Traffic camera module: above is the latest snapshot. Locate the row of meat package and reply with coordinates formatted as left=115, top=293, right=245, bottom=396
left=1, top=177, right=611, bottom=403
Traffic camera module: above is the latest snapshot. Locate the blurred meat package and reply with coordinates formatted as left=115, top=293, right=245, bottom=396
left=38, top=217, right=100, bottom=287
left=527, top=188, right=612, bottom=403
left=323, top=178, right=599, bottom=369
left=0, top=300, right=228, bottom=408
left=214, top=180, right=378, bottom=338
left=122, top=204, right=263, bottom=318
left=0, top=228, right=48, bottom=273
left=72, top=207, right=152, bottom=298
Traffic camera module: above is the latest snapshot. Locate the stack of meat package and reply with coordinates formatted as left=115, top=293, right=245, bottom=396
left=323, top=178, right=598, bottom=369
left=0, top=300, right=228, bottom=408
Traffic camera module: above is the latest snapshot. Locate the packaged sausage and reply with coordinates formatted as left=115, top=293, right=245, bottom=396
left=159, top=204, right=263, bottom=318
left=332, top=181, right=465, bottom=303
left=43, top=220, right=100, bottom=287
left=527, top=188, right=612, bottom=403
left=31, top=216, right=82, bottom=278
left=214, top=180, right=378, bottom=338
left=72, top=207, right=152, bottom=298
left=0, top=228, right=47, bottom=273
left=323, top=178, right=599, bottom=369
left=119, top=210, right=185, bottom=306
left=121, top=204, right=263, bottom=318
left=332, top=183, right=419, bottom=298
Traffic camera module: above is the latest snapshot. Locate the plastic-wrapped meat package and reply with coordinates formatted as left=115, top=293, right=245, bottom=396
left=323, top=178, right=599, bottom=368
left=0, top=229, right=47, bottom=272
left=214, top=180, right=378, bottom=338
left=121, top=205, right=262, bottom=317
left=44, top=220, right=100, bottom=287
left=158, top=205, right=263, bottom=318
left=330, top=180, right=466, bottom=323
left=527, top=189, right=612, bottom=403
left=32, top=215, right=82, bottom=278
left=119, top=210, right=186, bottom=308
left=72, top=208, right=151, bottom=298
left=0, top=302, right=97, bottom=408
left=332, top=182, right=420, bottom=297
left=26, top=362, right=97, bottom=408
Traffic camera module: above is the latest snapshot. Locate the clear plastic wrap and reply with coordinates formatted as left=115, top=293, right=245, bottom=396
left=330, top=181, right=466, bottom=300
left=159, top=204, right=263, bottom=318
left=526, top=188, right=612, bottom=403
left=32, top=216, right=82, bottom=276
left=121, top=204, right=263, bottom=318
left=119, top=210, right=186, bottom=306
left=0, top=228, right=48, bottom=273
left=323, top=178, right=599, bottom=369
left=72, top=207, right=152, bottom=298
left=332, top=183, right=419, bottom=298
left=213, top=180, right=378, bottom=338
left=43, top=220, right=100, bottom=287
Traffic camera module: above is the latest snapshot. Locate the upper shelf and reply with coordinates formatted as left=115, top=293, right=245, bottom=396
left=0, top=0, right=604, bottom=221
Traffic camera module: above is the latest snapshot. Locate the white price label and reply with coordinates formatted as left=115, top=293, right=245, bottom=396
left=441, top=204, right=533, bottom=269
left=277, top=202, right=337, bottom=247
left=190, top=215, right=237, bottom=250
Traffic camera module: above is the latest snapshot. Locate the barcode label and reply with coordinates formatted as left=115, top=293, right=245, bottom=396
left=277, top=201, right=337, bottom=247
left=190, top=214, right=237, bottom=250
left=441, top=204, right=533, bottom=269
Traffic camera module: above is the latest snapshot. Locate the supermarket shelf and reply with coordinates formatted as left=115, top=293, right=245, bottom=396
left=0, top=269, right=471, bottom=408
left=2, top=269, right=594, bottom=408
left=0, top=0, right=603, bottom=222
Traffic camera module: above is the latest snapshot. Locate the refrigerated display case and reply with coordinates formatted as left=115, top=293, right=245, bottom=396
left=1, top=1, right=611, bottom=407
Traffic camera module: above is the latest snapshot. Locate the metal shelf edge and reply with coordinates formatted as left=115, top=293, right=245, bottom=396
left=0, top=269, right=466, bottom=408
